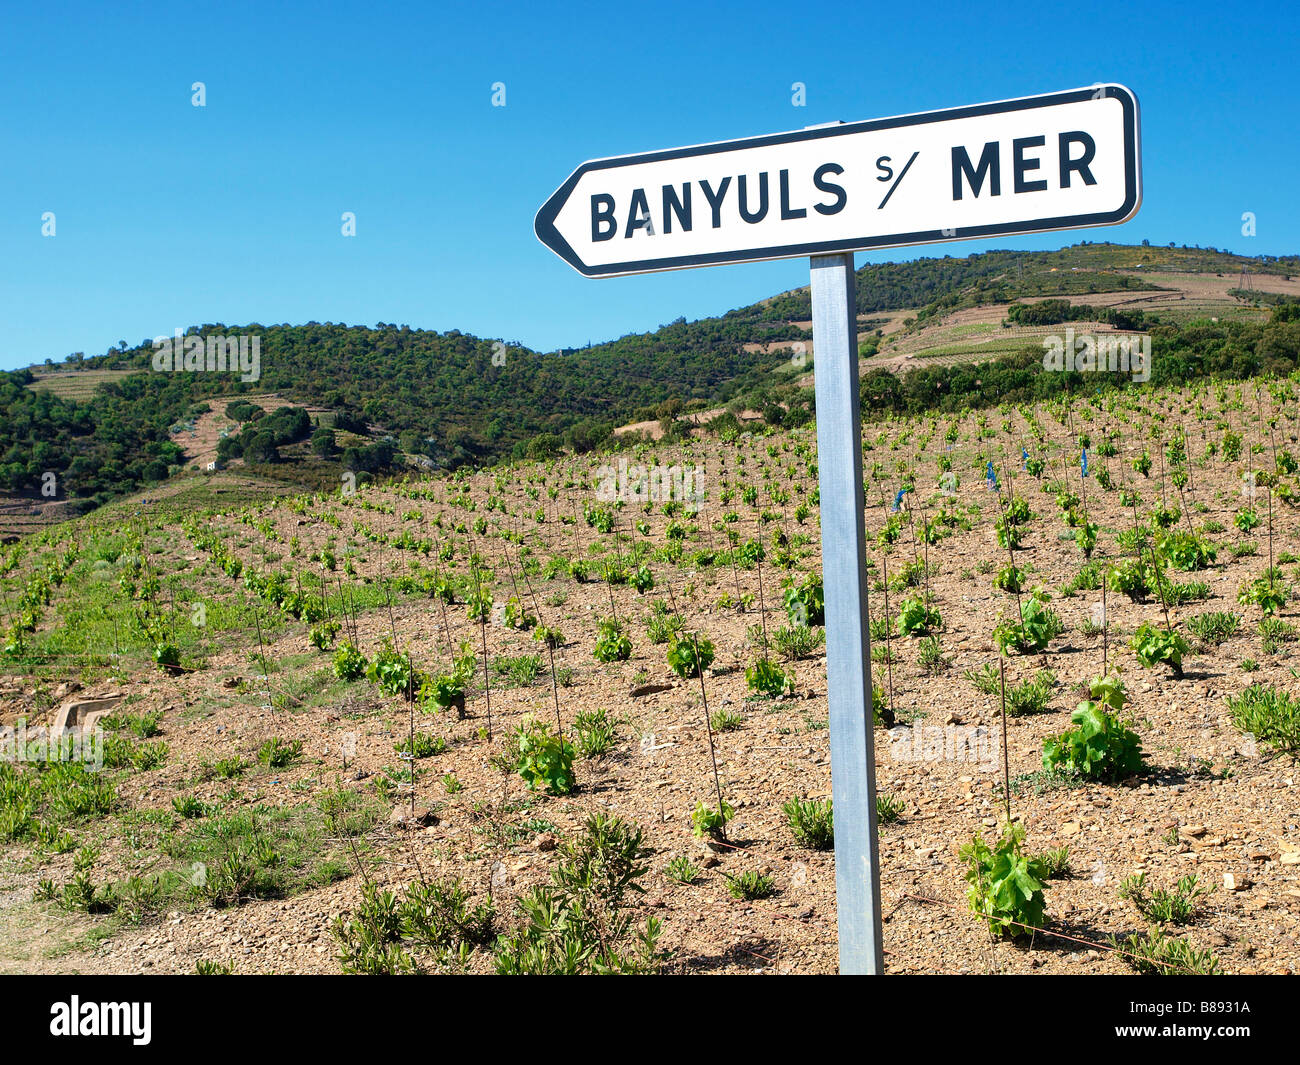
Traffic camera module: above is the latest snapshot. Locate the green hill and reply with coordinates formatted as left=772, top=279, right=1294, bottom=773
left=4, top=242, right=1298, bottom=516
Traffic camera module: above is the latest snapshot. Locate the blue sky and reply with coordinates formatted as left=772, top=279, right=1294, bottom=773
left=0, top=0, right=1295, bottom=370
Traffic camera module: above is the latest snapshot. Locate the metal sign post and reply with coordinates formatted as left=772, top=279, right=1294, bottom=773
left=809, top=251, right=883, bottom=973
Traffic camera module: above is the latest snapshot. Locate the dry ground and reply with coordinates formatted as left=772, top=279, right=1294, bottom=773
left=3, top=378, right=1299, bottom=975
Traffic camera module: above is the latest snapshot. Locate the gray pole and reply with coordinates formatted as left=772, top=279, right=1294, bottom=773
left=809, top=251, right=884, bottom=974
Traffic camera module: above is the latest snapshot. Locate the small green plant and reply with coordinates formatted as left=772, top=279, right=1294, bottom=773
left=1159, top=532, right=1216, bottom=571
left=783, top=797, right=834, bottom=849
left=1032, top=845, right=1072, bottom=879
left=593, top=618, right=633, bottom=663
left=152, top=643, right=182, bottom=674
left=772, top=624, right=824, bottom=660
left=574, top=707, right=616, bottom=757
left=396, top=733, right=445, bottom=759
left=896, top=595, right=941, bottom=637
left=994, top=595, right=1062, bottom=655
left=959, top=822, right=1048, bottom=938
left=1042, top=674, right=1144, bottom=782
left=511, top=716, right=576, bottom=795
left=367, top=641, right=421, bottom=699
left=1225, top=684, right=1300, bottom=752
left=782, top=573, right=825, bottom=626
left=1107, top=557, right=1151, bottom=601
left=646, top=605, right=684, bottom=644
left=421, top=672, right=467, bottom=715
left=258, top=737, right=303, bottom=769
left=1107, top=927, right=1222, bottom=975
left=691, top=799, right=734, bottom=840
left=1187, top=612, right=1241, bottom=646
left=533, top=624, right=565, bottom=649
left=1238, top=576, right=1289, bottom=615
left=1119, top=872, right=1212, bottom=925
left=917, top=635, right=947, bottom=674
left=501, top=595, right=536, bottom=631
left=333, top=641, right=368, bottom=681
left=173, top=794, right=207, bottom=819
left=309, top=620, right=341, bottom=651
left=876, top=793, right=904, bottom=824
left=492, top=813, right=661, bottom=975
left=1131, top=622, right=1190, bottom=676
left=667, top=633, right=715, bottom=678
left=665, top=856, right=700, bottom=884
left=1005, top=670, right=1057, bottom=716
left=710, top=706, right=745, bottom=732
left=994, top=563, right=1027, bottom=594
left=745, top=656, right=791, bottom=697
left=724, top=869, right=775, bottom=900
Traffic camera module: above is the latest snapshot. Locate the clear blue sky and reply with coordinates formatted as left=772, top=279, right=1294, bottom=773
left=1, top=0, right=1295, bottom=370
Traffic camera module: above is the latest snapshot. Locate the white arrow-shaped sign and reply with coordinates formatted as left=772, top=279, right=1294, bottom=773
left=535, top=84, right=1141, bottom=277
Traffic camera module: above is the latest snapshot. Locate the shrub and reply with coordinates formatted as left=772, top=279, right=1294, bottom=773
left=959, top=823, right=1048, bottom=938
left=1225, top=684, right=1300, bottom=752
left=493, top=813, right=661, bottom=975
left=664, top=856, right=700, bottom=884
left=667, top=633, right=715, bottom=678
left=1131, top=622, right=1190, bottom=676
left=746, top=656, right=792, bottom=697
left=1042, top=675, right=1144, bottom=781
left=511, top=717, right=575, bottom=795
left=724, top=870, right=775, bottom=900
left=646, top=604, right=684, bottom=644
left=876, top=793, right=904, bottom=823
left=1120, top=872, right=1211, bottom=925
left=1005, top=670, right=1056, bottom=716
left=1187, top=612, right=1240, bottom=646
left=257, top=737, right=302, bottom=769
left=574, top=708, right=616, bottom=758
left=333, top=642, right=368, bottom=681
left=783, top=797, right=833, bottom=850
left=1107, top=927, right=1221, bottom=975
left=773, top=624, right=824, bottom=660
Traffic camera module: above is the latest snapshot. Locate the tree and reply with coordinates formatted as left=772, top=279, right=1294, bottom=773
left=311, top=427, right=337, bottom=457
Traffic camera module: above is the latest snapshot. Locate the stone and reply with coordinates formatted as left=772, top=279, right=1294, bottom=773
left=389, top=806, right=437, bottom=828
left=51, top=693, right=125, bottom=735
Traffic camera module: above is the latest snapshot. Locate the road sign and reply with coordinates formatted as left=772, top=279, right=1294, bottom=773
left=535, top=85, right=1140, bottom=277
left=536, top=86, right=1142, bottom=975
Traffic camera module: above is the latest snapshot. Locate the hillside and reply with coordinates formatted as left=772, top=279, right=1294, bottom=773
left=3, top=369, right=1300, bottom=974
left=4, top=243, right=1298, bottom=529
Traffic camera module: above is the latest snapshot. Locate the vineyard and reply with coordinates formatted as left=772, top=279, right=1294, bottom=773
left=2, top=375, right=1300, bottom=975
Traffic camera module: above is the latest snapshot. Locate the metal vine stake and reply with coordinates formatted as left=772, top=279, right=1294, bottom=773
left=689, top=630, right=728, bottom=841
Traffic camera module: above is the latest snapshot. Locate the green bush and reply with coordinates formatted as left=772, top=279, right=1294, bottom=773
left=783, top=797, right=833, bottom=850
left=959, top=823, right=1048, bottom=938
left=511, top=717, right=575, bottom=795
left=1042, top=675, right=1144, bottom=781
left=1225, top=684, right=1300, bottom=752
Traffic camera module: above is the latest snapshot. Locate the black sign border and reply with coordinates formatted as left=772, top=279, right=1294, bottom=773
left=535, top=84, right=1141, bottom=278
